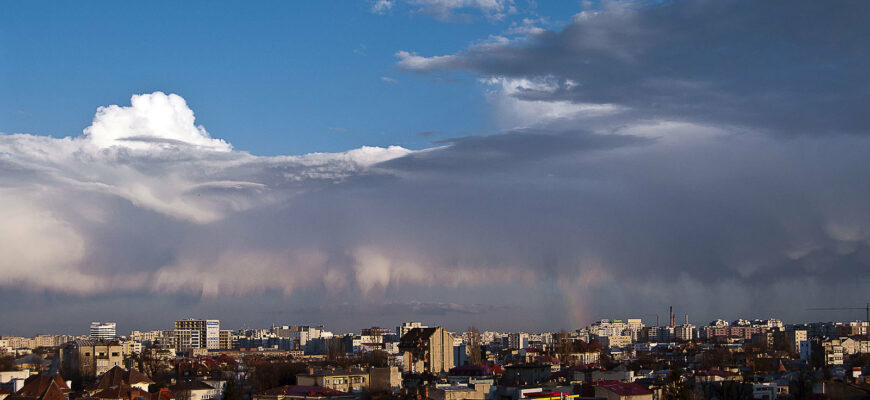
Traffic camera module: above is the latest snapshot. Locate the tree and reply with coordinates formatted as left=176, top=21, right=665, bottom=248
left=700, top=347, right=733, bottom=370
left=662, top=368, right=693, bottom=400
left=223, top=376, right=242, bottom=400
left=327, top=337, right=346, bottom=361
left=789, top=366, right=817, bottom=400
left=0, top=355, right=15, bottom=372
left=357, top=350, right=390, bottom=368
left=247, top=357, right=307, bottom=392
left=554, top=330, right=572, bottom=364
left=466, top=326, right=482, bottom=366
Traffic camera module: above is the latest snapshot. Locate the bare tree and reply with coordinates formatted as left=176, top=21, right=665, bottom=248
left=554, top=330, right=572, bottom=364
left=466, top=326, right=482, bottom=366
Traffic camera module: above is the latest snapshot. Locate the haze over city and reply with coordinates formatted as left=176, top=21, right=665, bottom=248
left=2, top=0, right=870, bottom=336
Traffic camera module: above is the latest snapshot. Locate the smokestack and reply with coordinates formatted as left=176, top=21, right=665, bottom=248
left=669, top=306, right=675, bottom=327
left=657, top=315, right=660, bottom=327
left=685, top=314, right=689, bottom=325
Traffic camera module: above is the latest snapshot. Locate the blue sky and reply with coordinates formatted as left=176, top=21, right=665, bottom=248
left=1, top=1, right=578, bottom=155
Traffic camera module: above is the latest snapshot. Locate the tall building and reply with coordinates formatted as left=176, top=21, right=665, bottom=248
left=398, top=322, right=427, bottom=337
left=174, top=318, right=220, bottom=351
left=90, top=322, right=117, bottom=340
left=675, top=324, right=696, bottom=341
left=398, top=327, right=454, bottom=374
left=219, top=330, right=234, bottom=350
left=507, top=333, right=529, bottom=349
left=59, top=339, right=123, bottom=378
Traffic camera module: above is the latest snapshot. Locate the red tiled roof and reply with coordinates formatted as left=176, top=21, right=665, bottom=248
left=87, top=366, right=155, bottom=392
left=7, top=375, right=70, bottom=400
left=91, top=383, right=152, bottom=400
left=598, top=380, right=653, bottom=396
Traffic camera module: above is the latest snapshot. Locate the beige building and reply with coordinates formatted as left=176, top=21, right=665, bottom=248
left=429, top=383, right=490, bottom=400
left=822, top=339, right=844, bottom=365
left=840, top=337, right=870, bottom=355
left=784, top=330, right=807, bottom=354
left=368, top=367, right=401, bottom=392
left=33, top=335, right=69, bottom=348
left=4, top=337, right=36, bottom=350
left=599, top=335, right=631, bottom=349
left=296, top=369, right=369, bottom=393
left=218, top=330, right=234, bottom=350
left=60, top=340, right=124, bottom=378
left=399, top=327, right=454, bottom=374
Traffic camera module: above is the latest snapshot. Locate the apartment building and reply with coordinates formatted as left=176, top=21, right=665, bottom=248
left=399, top=327, right=455, bottom=374
left=174, top=319, right=220, bottom=351
left=296, top=369, right=369, bottom=393
left=60, top=340, right=124, bottom=378
left=90, top=322, right=117, bottom=340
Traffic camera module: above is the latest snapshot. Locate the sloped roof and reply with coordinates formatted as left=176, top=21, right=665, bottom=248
left=91, top=383, right=150, bottom=400
left=87, top=366, right=155, bottom=392
left=86, top=386, right=172, bottom=400
left=168, top=380, right=214, bottom=392
left=7, top=375, right=70, bottom=400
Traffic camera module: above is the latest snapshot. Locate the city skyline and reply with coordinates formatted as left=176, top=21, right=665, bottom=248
left=2, top=0, right=870, bottom=334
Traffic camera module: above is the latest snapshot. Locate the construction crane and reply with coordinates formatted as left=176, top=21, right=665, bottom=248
left=807, top=303, right=870, bottom=323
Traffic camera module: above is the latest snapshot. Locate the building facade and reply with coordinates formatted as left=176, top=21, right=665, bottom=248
left=174, top=319, right=220, bottom=351
left=60, top=340, right=124, bottom=378
left=89, top=322, right=117, bottom=340
left=399, top=327, right=455, bottom=374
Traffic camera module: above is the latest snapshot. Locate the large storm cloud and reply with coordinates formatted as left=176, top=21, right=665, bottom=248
left=2, top=0, right=869, bottom=334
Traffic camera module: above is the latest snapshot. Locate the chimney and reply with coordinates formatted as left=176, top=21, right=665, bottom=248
left=685, top=314, right=689, bottom=325
left=656, top=315, right=660, bottom=327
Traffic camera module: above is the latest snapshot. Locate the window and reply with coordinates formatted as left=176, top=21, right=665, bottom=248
left=84, top=352, right=90, bottom=356
left=111, top=352, right=119, bottom=357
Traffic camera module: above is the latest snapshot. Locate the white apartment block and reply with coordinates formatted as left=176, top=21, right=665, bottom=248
left=90, top=322, right=117, bottom=340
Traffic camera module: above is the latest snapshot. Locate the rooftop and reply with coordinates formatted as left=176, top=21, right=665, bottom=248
left=598, top=380, right=653, bottom=396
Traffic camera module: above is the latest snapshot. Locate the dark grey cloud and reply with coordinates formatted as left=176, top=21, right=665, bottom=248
left=3, top=117, right=870, bottom=333
left=398, top=0, right=870, bottom=135
left=387, top=128, right=651, bottom=171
